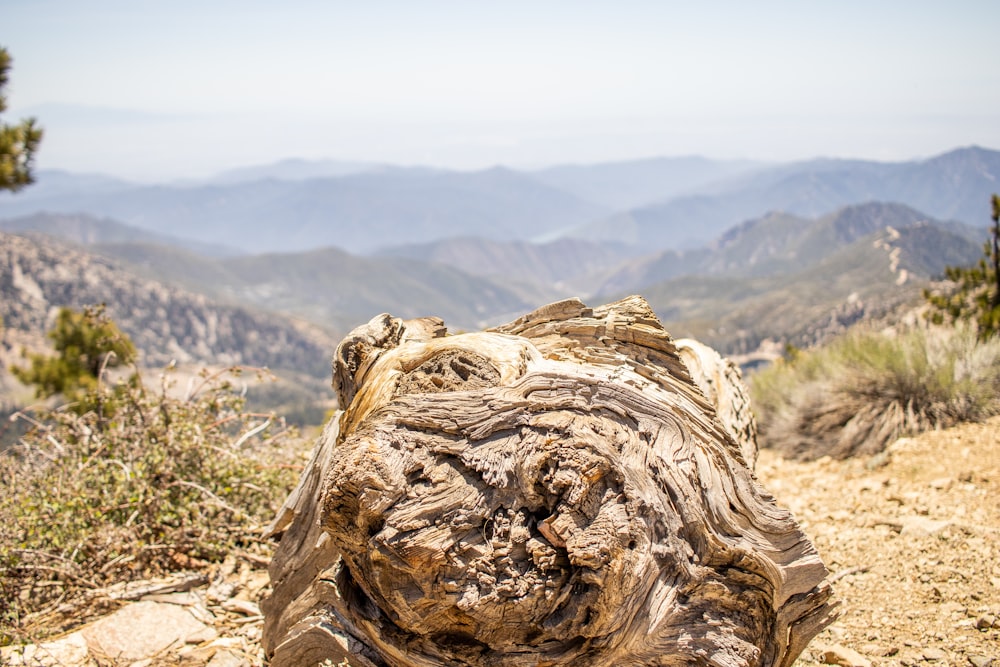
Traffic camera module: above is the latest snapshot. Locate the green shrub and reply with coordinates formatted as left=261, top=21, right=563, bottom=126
left=11, top=305, right=136, bottom=415
left=0, top=366, right=302, bottom=644
left=924, top=194, right=1000, bottom=340
left=751, top=324, right=1000, bottom=460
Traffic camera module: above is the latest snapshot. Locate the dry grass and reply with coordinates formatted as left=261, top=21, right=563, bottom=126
left=0, top=366, right=303, bottom=646
left=751, top=324, right=1000, bottom=459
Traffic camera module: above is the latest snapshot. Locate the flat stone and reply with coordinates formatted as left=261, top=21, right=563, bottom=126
left=0, top=631, right=89, bottom=666
left=899, top=516, right=952, bottom=538
left=81, top=600, right=209, bottom=662
left=922, top=646, right=948, bottom=661
left=818, top=643, right=872, bottom=667
left=968, top=655, right=994, bottom=667
left=221, top=598, right=261, bottom=616
left=206, top=648, right=251, bottom=667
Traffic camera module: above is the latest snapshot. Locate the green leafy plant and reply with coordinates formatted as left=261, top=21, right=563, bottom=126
left=925, top=194, right=1000, bottom=340
left=0, top=46, right=43, bottom=192
left=751, top=324, right=1000, bottom=460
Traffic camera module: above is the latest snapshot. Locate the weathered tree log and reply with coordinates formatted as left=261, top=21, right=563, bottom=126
left=262, top=296, right=837, bottom=667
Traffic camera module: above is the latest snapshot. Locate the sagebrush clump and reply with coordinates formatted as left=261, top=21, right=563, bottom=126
left=751, top=324, right=1000, bottom=460
left=0, top=365, right=302, bottom=644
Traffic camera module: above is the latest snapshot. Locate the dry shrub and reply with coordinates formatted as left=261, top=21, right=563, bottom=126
left=751, top=324, right=1000, bottom=460
left=0, top=367, right=302, bottom=644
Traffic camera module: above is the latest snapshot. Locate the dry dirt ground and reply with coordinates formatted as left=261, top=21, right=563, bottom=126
left=757, top=416, right=1000, bottom=667
left=4, top=418, right=998, bottom=666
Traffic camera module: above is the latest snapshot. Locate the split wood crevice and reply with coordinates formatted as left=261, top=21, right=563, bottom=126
left=262, top=296, right=837, bottom=667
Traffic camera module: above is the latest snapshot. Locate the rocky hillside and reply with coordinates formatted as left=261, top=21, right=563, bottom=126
left=606, top=204, right=986, bottom=355
left=0, top=232, right=339, bottom=426
left=1, top=198, right=989, bottom=365
left=0, top=232, right=335, bottom=373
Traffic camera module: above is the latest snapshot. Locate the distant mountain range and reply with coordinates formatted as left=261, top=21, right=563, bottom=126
left=373, top=236, right=639, bottom=302
left=0, top=166, right=609, bottom=254
left=1, top=146, right=995, bottom=256
left=530, top=155, right=762, bottom=210
left=1, top=200, right=986, bottom=357
left=0, top=212, right=240, bottom=256
left=4, top=145, right=992, bottom=430
left=572, top=147, right=1000, bottom=249
left=93, top=240, right=535, bottom=333
left=0, top=146, right=995, bottom=380
left=612, top=204, right=985, bottom=354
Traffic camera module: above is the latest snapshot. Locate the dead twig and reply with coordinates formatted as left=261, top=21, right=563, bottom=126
left=829, top=565, right=870, bottom=583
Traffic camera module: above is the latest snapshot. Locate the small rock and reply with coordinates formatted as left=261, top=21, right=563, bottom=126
left=222, top=598, right=261, bottom=616
left=207, top=580, right=238, bottom=603
left=185, top=625, right=220, bottom=644
left=976, top=613, right=997, bottom=629
left=818, top=643, right=872, bottom=667
left=81, top=600, right=209, bottom=662
left=859, top=643, right=893, bottom=657
left=899, top=517, right=952, bottom=538
left=968, top=655, right=994, bottom=667
left=928, top=477, right=952, bottom=490
left=207, top=648, right=251, bottom=667
left=922, top=647, right=948, bottom=661
left=941, top=602, right=968, bottom=615
left=0, top=631, right=89, bottom=666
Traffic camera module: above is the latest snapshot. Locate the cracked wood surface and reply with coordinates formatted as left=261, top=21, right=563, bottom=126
left=262, top=296, right=836, bottom=667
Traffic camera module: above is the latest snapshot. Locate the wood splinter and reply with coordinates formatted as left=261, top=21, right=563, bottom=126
left=262, top=296, right=837, bottom=667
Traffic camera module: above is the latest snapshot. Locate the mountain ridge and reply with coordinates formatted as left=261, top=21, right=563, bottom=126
left=0, top=166, right=609, bottom=255
left=571, top=146, right=999, bottom=250
left=2, top=146, right=995, bottom=257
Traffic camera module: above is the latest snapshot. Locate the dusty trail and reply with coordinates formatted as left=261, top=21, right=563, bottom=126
left=757, top=417, right=1000, bottom=666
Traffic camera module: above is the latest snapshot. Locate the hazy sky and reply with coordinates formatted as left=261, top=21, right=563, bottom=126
left=4, top=0, right=1000, bottom=181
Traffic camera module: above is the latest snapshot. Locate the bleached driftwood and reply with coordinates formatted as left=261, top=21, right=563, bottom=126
left=262, top=296, right=836, bottom=667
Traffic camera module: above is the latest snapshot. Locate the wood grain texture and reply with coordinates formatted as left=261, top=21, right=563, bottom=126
left=263, top=296, right=836, bottom=667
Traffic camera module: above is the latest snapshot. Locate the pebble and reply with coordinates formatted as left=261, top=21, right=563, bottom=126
left=817, top=643, right=872, bottom=667
left=222, top=598, right=262, bottom=616
left=921, top=647, right=948, bottom=661
left=900, top=517, right=952, bottom=537
left=967, top=656, right=993, bottom=667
